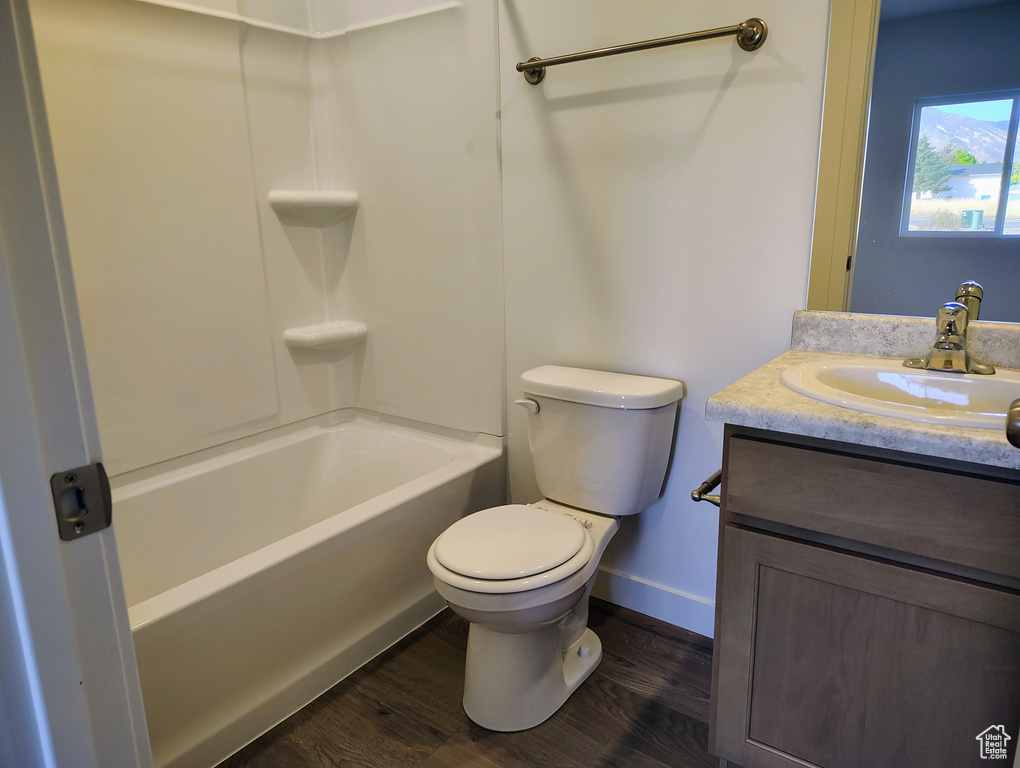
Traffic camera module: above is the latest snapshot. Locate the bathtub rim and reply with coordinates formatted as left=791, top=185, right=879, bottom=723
left=111, top=406, right=502, bottom=490
left=120, top=409, right=503, bottom=631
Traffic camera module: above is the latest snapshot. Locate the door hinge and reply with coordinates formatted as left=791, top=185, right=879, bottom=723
left=846, top=252, right=853, bottom=272
left=50, top=462, right=112, bottom=541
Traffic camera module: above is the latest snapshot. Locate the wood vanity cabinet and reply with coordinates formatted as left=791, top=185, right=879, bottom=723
left=709, top=425, right=1020, bottom=768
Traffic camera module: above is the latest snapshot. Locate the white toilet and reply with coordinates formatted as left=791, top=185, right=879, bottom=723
left=427, top=365, right=684, bottom=732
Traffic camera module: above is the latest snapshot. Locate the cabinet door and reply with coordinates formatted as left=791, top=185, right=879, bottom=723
left=711, top=526, right=1020, bottom=768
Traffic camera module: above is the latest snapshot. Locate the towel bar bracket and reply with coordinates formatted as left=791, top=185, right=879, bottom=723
left=522, top=57, right=546, bottom=85
left=736, top=18, right=768, bottom=52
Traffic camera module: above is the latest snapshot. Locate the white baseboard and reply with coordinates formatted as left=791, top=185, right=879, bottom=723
left=592, top=566, right=715, bottom=639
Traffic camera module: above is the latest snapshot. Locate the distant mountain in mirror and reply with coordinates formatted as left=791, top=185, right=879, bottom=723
left=918, top=107, right=1007, bottom=163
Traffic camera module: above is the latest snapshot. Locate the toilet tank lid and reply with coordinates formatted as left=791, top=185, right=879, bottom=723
left=520, top=366, right=685, bottom=410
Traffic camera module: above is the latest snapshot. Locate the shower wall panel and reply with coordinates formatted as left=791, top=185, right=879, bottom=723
left=31, top=0, right=279, bottom=475
left=319, top=0, right=505, bottom=437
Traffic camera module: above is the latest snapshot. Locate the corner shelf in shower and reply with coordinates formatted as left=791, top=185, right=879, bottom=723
left=282, top=320, right=368, bottom=350
left=268, top=190, right=359, bottom=228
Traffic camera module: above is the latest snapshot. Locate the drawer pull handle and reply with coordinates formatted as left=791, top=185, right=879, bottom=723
left=691, top=469, right=722, bottom=507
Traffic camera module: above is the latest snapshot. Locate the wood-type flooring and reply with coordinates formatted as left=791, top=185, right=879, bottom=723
left=218, top=598, right=717, bottom=768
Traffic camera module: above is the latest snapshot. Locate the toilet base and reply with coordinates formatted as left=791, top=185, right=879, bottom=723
left=462, top=624, right=603, bottom=732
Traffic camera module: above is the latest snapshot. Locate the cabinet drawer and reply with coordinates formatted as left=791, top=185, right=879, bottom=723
left=724, top=435, right=1020, bottom=578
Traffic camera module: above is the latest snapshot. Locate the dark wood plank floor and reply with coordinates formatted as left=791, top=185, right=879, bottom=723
left=218, top=598, right=717, bottom=768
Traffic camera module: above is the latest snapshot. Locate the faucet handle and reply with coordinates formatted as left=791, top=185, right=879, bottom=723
left=936, top=301, right=968, bottom=338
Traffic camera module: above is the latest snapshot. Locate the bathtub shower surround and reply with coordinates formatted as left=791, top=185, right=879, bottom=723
left=30, top=0, right=504, bottom=476
left=117, top=412, right=503, bottom=768
left=27, top=0, right=505, bottom=765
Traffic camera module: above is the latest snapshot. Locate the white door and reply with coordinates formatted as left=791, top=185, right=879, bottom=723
left=0, top=0, right=152, bottom=765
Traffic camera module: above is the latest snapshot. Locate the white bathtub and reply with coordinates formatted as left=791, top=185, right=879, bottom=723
left=112, top=411, right=504, bottom=768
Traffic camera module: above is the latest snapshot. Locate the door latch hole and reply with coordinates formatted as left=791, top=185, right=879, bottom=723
left=59, top=486, right=89, bottom=521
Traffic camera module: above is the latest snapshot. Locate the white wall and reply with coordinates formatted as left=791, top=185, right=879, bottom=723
left=30, top=0, right=504, bottom=476
left=499, top=0, right=829, bottom=636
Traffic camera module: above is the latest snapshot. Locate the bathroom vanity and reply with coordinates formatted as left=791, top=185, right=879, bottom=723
left=705, top=312, right=1020, bottom=768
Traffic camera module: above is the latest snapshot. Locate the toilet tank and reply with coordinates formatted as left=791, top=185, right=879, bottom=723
left=519, top=366, right=684, bottom=517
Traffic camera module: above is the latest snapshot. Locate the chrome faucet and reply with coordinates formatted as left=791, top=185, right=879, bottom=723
left=903, top=301, right=995, bottom=375
left=955, top=280, right=983, bottom=320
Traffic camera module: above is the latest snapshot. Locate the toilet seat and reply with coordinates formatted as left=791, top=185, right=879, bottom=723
left=428, top=505, right=595, bottom=594
left=435, top=504, right=586, bottom=579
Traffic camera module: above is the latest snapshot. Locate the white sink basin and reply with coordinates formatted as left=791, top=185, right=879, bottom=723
left=781, top=357, right=1020, bottom=429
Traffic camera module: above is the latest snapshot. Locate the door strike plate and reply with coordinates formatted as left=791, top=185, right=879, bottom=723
left=50, top=462, right=112, bottom=541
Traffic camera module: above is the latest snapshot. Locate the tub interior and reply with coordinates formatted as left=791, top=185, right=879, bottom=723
left=113, top=417, right=457, bottom=607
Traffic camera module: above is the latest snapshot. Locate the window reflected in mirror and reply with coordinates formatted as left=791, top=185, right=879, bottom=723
left=903, top=95, right=1019, bottom=236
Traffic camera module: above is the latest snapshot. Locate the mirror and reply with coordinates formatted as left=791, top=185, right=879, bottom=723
left=808, top=0, right=1020, bottom=323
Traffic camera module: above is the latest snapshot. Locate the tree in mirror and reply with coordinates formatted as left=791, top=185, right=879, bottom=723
left=902, top=92, right=1019, bottom=236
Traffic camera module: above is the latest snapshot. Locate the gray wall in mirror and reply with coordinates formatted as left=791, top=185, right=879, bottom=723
left=850, top=1, right=1020, bottom=323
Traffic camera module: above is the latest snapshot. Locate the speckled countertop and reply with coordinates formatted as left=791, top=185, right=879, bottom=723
left=706, top=311, right=1020, bottom=471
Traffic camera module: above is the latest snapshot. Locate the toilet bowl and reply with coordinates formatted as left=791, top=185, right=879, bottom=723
left=427, top=365, right=684, bottom=732
left=427, top=500, right=620, bottom=731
